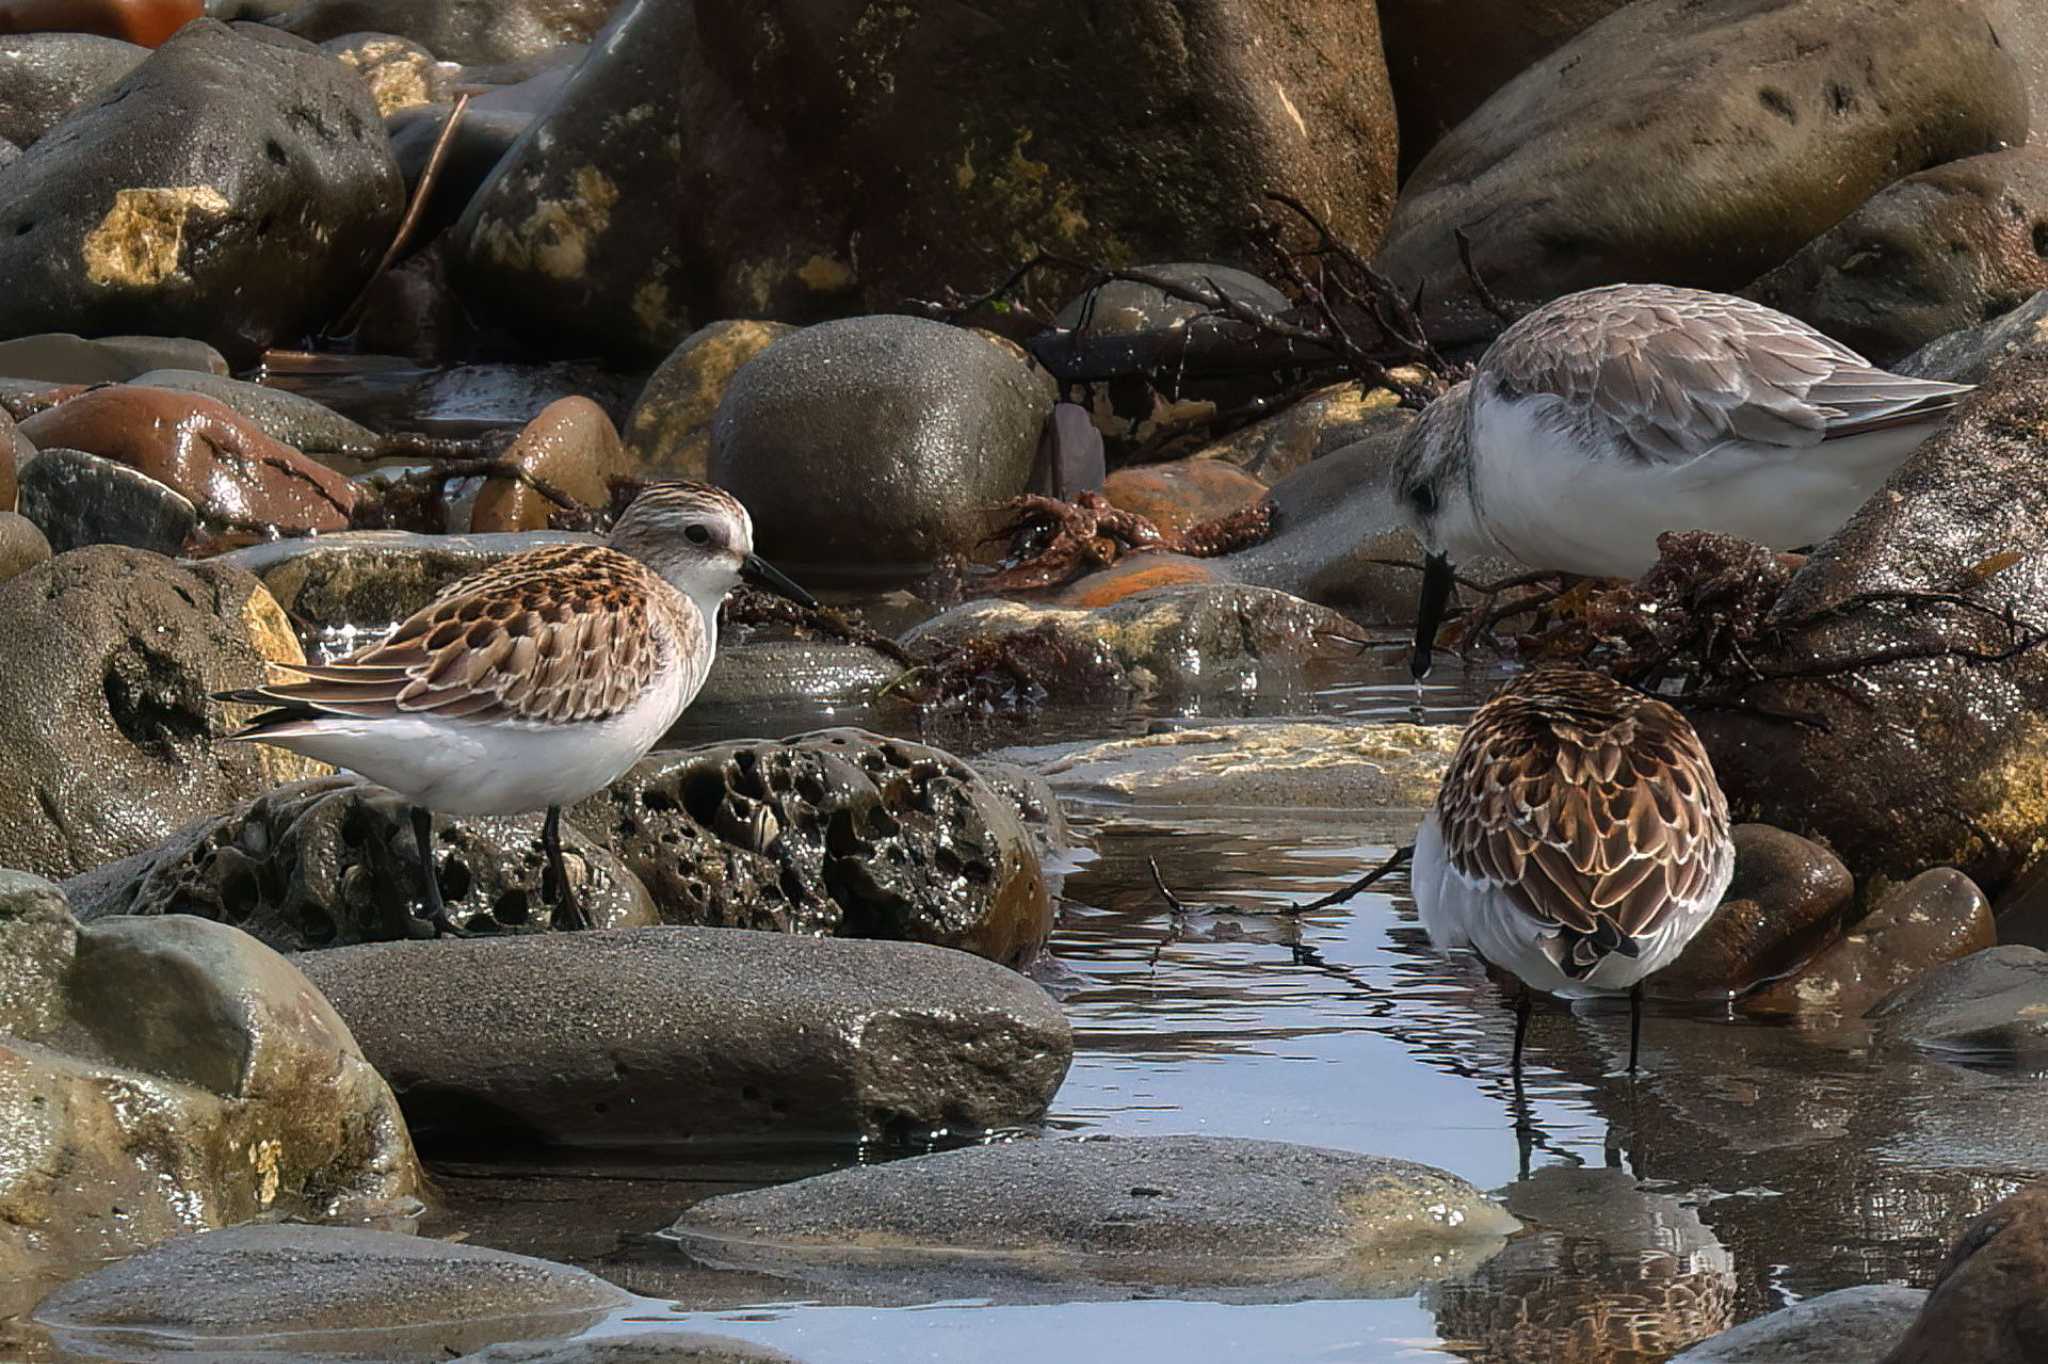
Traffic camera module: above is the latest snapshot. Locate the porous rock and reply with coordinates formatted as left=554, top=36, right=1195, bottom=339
left=1746, top=148, right=2048, bottom=365
left=0, top=876, right=424, bottom=1296
left=1374, top=0, right=2028, bottom=349
left=0, top=546, right=326, bottom=879
left=670, top=1136, right=1518, bottom=1298
left=64, top=774, right=659, bottom=950
left=0, top=20, right=404, bottom=364
left=709, top=315, right=1051, bottom=579
left=296, top=926, right=1074, bottom=1147
left=570, top=729, right=1051, bottom=967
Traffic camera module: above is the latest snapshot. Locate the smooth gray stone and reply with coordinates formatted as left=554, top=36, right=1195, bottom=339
left=128, top=368, right=378, bottom=453
left=18, top=446, right=197, bottom=555
left=1867, top=945, right=2048, bottom=1063
left=1668, top=1285, right=1929, bottom=1362
left=0, top=333, right=228, bottom=383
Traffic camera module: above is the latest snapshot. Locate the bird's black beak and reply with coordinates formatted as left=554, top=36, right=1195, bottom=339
left=742, top=553, right=818, bottom=609
left=1411, top=552, right=1455, bottom=680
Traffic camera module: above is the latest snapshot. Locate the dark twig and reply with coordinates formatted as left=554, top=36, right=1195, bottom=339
left=330, top=92, right=472, bottom=338
left=1454, top=226, right=1517, bottom=326
left=1289, top=845, right=1413, bottom=916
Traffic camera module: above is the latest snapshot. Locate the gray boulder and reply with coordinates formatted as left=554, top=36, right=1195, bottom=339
left=271, top=0, right=618, bottom=63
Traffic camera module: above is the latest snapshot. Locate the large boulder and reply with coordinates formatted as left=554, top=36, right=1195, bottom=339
left=449, top=0, right=1398, bottom=361
left=0, top=875, right=424, bottom=1305
left=1373, top=0, right=2028, bottom=350
left=1745, top=148, right=2048, bottom=364
left=269, top=0, right=618, bottom=63
left=0, top=20, right=404, bottom=365
left=1878, top=1182, right=2048, bottom=1364
left=0, top=32, right=146, bottom=147
left=0, top=546, right=325, bottom=880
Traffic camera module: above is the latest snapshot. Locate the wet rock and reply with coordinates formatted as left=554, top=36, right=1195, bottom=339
left=1010, top=722, right=1459, bottom=809
left=0, top=546, right=325, bottom=878
left=325, top=31, right=449, bottom=114
left=0, top=511, right=50, bottom=580
left=0, top=331, right=226, bottom=381
left=692, top=639, right=899, bottom=710
left=20, top=385, right=357, bottom=535
left=1994, top=851, right=2048, bottom=950
left=297, top=926, right=1073, bottom=1148
left=1667, top=1285, right=1927, bottom=1362
left=1746, top=868, right=1994, bottom=1017
left=1045, top=551, right=1233, bottom=609
left=1378, top=0, right=1627, bottom=179
left=623, top=320, right=794, bottom=485
left=385, top=70, right=567, bottom=255
left=1898, top=288, right=2048, bottom=384
left=1427, top=1167, right=1735, bottom=1362
left=1985, top=0, right=2048, bottom=149
left=1374, top=0, right=2028, bottom=350
left=457, top=1335, right=801, bottom=1364
left=34, top=1224, right=629, bottom=1362
left=126, top=368, right=380, bottom=456
left=0, top=20, right=403, bottom=365
left=65, top=773, right=658, bottom=949
left=0, top=32, right=146, bottom=146
left=903, top=584, right=1367, bottom=704
left=1868, top=945, right=2048, bottom=1064
left=272, top=0, right=616, bottom=63
left=0, top=877, right=424, bottom=1296
left=465, top=396, right=635, bottom=534
left=1688, top=360, right=2048, bottom=897
left=570, top=729, right=1052, bottom=967
left=1877, top=1182, right=2048, bottom=1364
left=348, top=244, right=471, bottom=363
left=1192, top=383, right=1406, bottom=482
left=1745, top=149, right=2048, bottom=365
left=671, top=1136, right=1516, bottom=1299
left=710, top=316, right=1051, bottom=579
left=1651, top=825, right=1853, bottom=1001
left=18, top=445, right=200, bottom=554
left=1100, top=460, right=1268, bottom=537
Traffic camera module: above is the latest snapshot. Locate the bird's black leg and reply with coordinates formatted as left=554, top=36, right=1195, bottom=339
left=1628, top=982, right=1644, bottom=1075
left=542, top=805, right=590, bottom=930
left=410, top=805, right=461, bottom=937
left=1511, top=984, right=1534, bottom=1077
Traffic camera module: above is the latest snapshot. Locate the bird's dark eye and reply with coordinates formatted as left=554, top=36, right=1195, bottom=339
left=1408, top=484, right=1439, bottom=516
left=684, top=524, right=712, bottom=545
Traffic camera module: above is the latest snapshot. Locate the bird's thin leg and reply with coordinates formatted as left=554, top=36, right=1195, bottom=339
left=1628, top=982, right=1644, bottom=1075
left=542, top=804, right=591, bottom=930
left=1511, top=984, right=1534, bottom=1078
left=410, top=805, right=460, bottom=937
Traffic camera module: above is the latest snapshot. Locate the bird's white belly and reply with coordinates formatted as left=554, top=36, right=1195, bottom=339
left=1470, top=393, right=1930, bottom=578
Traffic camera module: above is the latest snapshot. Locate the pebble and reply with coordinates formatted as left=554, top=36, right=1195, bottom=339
left=467, top=396, right=635, bottom=534
left=0, top=331, right=225, bottom=382
left=1099, top=460, right=1269, bottom=537
left=456, top=1335, right=801, bottom=1364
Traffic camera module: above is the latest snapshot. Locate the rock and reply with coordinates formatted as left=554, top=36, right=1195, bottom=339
left=406, top=360, right=638, bottom=431
left=34, top=1224, right=629, bottom=1362
left=0, top=20, right=404, bottom=365
left=18, top=445, right=200, bottom=554
left=1985, top=0, right=2048, bottom=149
left=325, top=31, right=448, bottom=114
left=272, top=0, right=616, bottom=63
left=19, top=385, right=357, bottom=535
left=0, top=32, right=146, bottom=146
left=347, top=244, right=470, bottom=362
left=623, top=320, right=794, bottom=485
left=902, top=584, right=1369, bottom=704
left=465, top=396, right=635, bottom=534
left=1650, top=825, right=1853, bottom=1001
left=0, top=0, right=202, bottom=46
left=1688, top=360, right=2048, bottom=897
left=1746, top=868, right=1994, bottom=1017
left=1877, top=1182, right=2048, bottom=1364
left=570, top=729, right=1052, bottom=967
left=692, top=639, right=900, bottom=710
left=1745, top=149, right=2048, bottom=365
left=1373, top=0, right=2028, bottom=350
left=1008, top=721, right=1458, bottom=809
left=296, top=926, right=1073, bottom=1148
left=0, top=331, right=226, bottom=381
left=385, top=70, right=565, bottom=253
left=0, top=545, right=325, bottom=879
left=1867, top=945, right=2048, bottom=1064
left=1191, top=383, right=1406, bottom=481
left=671, top=1136, right=1516, bottom=1298
left=456, top=1335, right=801, bottom=1364
left=1100, top=460, right=1269, bottom=536
left=1426, top=1167, right=1735, bottom=1362
left=126, top=368, right=380, bottom=455
left=1898, top=287, right=2048, bottom=383
left=1667, top=1285, right=1927, bottom=1362
left=0, top=510, right=50, bottom=579
left=709, top=316, right=1051, bottom=579
left=450, top=0, right=1396, bottom=361
left=65, top=773, right=658, bottom=949
left=1377, top=0, right=1627, bottom=179
left=0, top=878, right=424, bottom=1294
left=0, top=132, right=14, bottom=165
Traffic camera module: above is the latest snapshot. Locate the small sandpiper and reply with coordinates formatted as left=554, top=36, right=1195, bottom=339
left=1412, top=667, right=1733, bottom=1075
left=217, top=481, right=814, bottom=934
left=1395, top=283, right=1974, bottom=676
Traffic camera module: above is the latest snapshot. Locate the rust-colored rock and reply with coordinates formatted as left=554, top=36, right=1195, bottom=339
left=1745, top=868, right=1994, bottom=1018
left=1879, top=1183, right=2048, bottom=1364
left=19, top=385, right=355, bottom=535
left=1651, top=824, right=1852, bottom=1001
left=0, top=0, right=198, bottom=47
left=467, top=396, right=634, bottom=534
left=1101, top=462, right=1267, bottom=539
left=1051, top=553, right=1229, bottom=609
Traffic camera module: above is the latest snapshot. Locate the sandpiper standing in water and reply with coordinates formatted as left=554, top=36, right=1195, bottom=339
left=218, top=482, right=815, bottom=934
left=1393, top=283, right=1974, bottom=676
left=1412, top=667, right=1733, bottom=1076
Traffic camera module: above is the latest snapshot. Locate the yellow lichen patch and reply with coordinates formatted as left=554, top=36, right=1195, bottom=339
left=336, top=41, right=434, bottom=115
left=82, top=186, right=230, bottom=288
left=473, top=166, right=620, bottom=281
left=797, top=254, right=855, bottom=292
left=250, top=1137, right=283, bottom=1207
left=632, top=278, right=672, bottom=338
